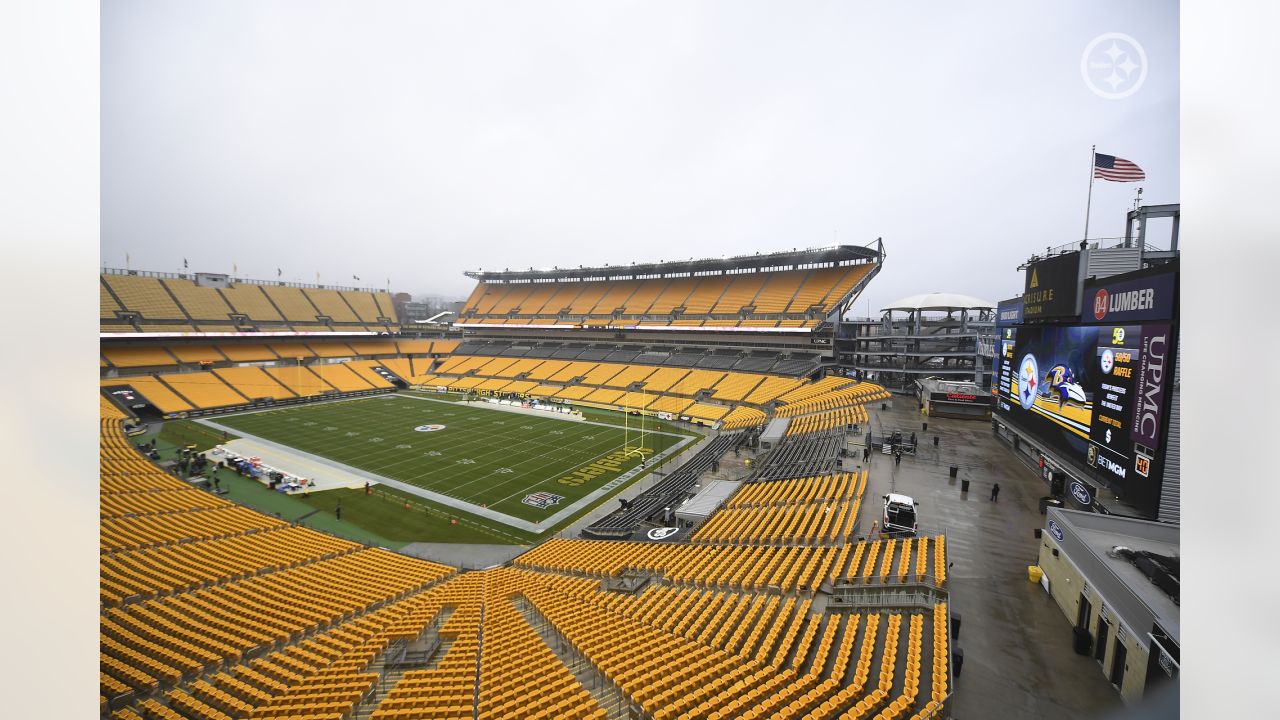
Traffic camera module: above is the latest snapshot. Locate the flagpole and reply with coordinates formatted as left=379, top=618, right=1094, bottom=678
left=1083, top=145, right=1096, bottom=244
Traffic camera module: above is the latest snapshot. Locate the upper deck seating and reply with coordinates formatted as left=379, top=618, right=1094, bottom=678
left=454, top=261, right=877, bottom=329
left=103, top=275, right=186, bottom=321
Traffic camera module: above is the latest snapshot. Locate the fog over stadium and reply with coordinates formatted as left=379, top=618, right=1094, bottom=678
left=102, top=0, right=1177, bottom=311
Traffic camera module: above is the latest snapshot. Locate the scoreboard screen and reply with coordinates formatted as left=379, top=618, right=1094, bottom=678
left=1090, top=326, right=1139, bottom=458
left=994, top=326, right=1017, bottom=410
left=999, top=324, right=1100, bottom=447
left=995, top=321, right=1174, bottom=514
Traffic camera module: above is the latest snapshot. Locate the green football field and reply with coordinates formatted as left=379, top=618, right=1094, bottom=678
left=204, top=393, right=697, bottom=524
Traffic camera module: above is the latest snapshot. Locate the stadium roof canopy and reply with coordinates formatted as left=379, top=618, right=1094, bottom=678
left=881, top=292, right=995, bottom=312
left=464, top=243, right=881, bottom=283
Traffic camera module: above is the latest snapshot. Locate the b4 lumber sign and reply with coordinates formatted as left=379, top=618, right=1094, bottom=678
left=1081, top=263, right=1177, bottom=324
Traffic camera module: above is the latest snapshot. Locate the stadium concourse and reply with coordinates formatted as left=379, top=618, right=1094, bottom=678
left=100, top=245, right=1031, bottom=719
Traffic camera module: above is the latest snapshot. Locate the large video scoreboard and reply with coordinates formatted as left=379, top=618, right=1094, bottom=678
left=995, top=263, right=1177, bottom=516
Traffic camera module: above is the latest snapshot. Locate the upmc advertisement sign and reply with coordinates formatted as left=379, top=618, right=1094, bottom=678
left=1132, top=325, right=1173, bottom=449
left=1023, top=251, right=1081, bottom=321
left=994, top=320, right=1174, bottom=516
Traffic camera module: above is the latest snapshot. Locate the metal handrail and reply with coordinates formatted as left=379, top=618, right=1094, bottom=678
left=102, top=266, right=391, bottom=293
left=1021, top=236, right=1167, bottom=267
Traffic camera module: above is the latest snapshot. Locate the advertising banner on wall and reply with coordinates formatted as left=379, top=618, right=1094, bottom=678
left=996, top=296, right=1024, bottom=328
left=104, top=384, right=148, bottom=410
left=930, top=391, right=985, bottom=405
left=1023, top=252, right=1081, bottom=321
left=1082, top=264, right=1177, bottom=324
left=1067, top=477, right=1097, bottom=510
left=1131, top=325, right=1173, bottom=449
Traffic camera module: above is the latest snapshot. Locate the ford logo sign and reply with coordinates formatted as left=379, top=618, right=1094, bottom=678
left=1047, top=519, right=1064, bottom=542
left=1070, top=481, right=1092, bottom=506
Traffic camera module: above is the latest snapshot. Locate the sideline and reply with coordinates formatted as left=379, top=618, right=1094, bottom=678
left=398, top=392, right=693, bottom=438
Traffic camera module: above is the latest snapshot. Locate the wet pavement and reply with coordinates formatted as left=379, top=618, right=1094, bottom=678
left=859, top=400, right=1123, bottom=719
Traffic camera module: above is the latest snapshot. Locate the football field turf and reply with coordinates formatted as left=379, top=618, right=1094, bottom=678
left=206, top=393, right=698, bottom=524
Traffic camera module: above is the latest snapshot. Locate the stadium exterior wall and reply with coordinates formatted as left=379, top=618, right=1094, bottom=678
left=1158, top=345, right=1180, bottom=524
left=1037, top=532, right=1153, bottom=705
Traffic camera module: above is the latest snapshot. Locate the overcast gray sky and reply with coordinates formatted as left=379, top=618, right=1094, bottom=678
left=102, top=0, right=1178, bottom=313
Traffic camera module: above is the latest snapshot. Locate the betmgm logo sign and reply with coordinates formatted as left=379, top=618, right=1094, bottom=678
left=1088, top=444, right=1127, bottom=480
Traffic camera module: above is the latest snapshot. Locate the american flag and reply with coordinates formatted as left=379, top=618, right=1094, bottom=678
left=1094, top=153, right=1145, bottom=182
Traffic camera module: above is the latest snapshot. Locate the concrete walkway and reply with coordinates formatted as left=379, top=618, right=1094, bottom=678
left=858, top=401, right=1123, bottom=719
left=399, top=542, right=529, bottom=570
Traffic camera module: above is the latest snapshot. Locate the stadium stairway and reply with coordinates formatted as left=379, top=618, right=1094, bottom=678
left=514, top=595, right=628, bottom=718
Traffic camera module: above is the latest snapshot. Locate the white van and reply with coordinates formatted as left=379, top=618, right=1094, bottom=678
left=882, top=493, right=919, bottom=535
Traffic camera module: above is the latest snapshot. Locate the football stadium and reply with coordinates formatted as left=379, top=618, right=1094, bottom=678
left=76, top=3, right=1198, bottom=718
left=97, top=216, right=1182, bottom=719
